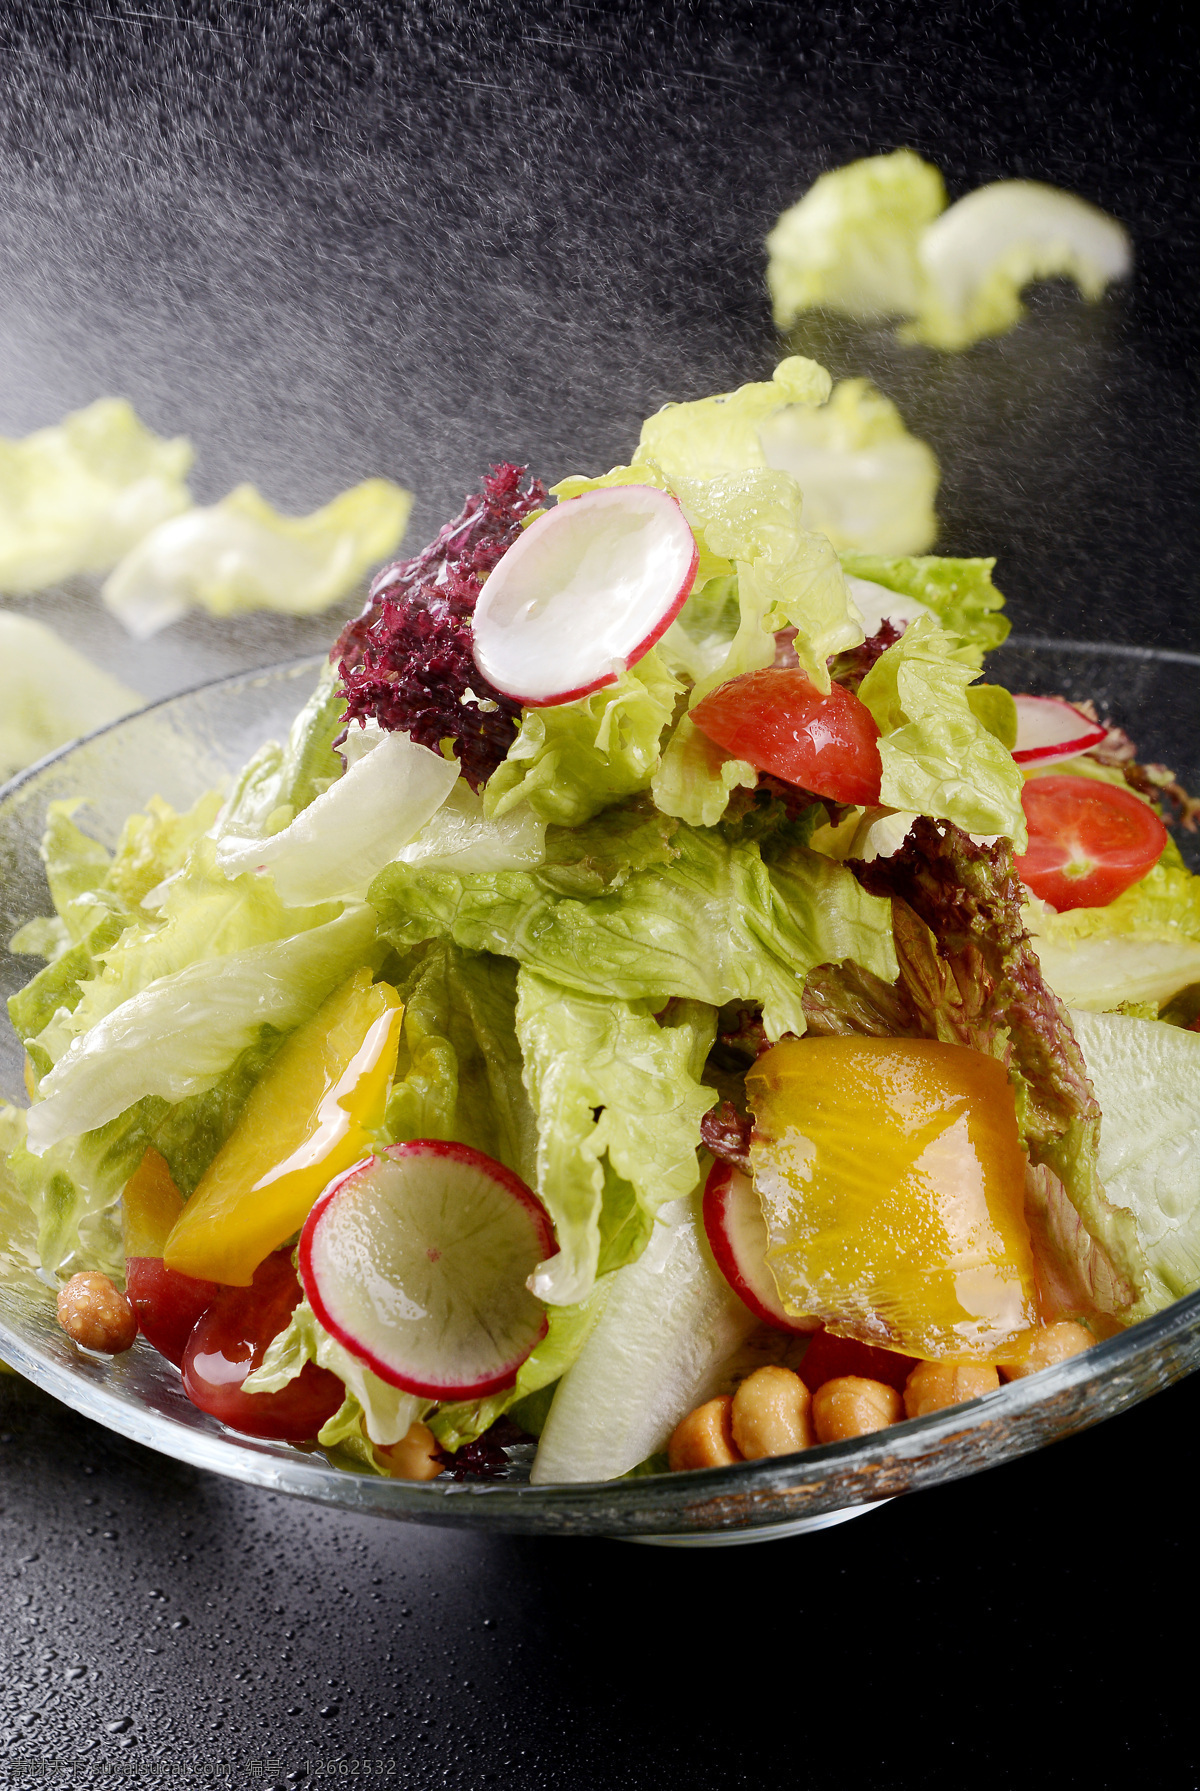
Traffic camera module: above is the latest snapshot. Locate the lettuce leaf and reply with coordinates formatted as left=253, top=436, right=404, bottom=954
left=0, top=613, right=144, bottom=780
left=757, top=378, right=939, bottom=555
left=1070, top=1010, right=1200, bottom=1315
left=484, top=651, right=681, bottom=827
left=244, top=1296, right=428, bottom=1447
left=101, top=478, right=412, bottom=639
left=397, top=780, right=546, bottom=874
left=25, top=905, right=379, bottom=1153
left=838, top=553, right=1010, bottom=659
left=215, top=731, right=459, bottom=906
left=515, top=970, right=716, bottom=1305
left=858, top=615, right=1026, bottom=845
left=1025, top=838, right=1200, bottom=1012
left=383, top=941, right=538, bottom=1187
left=907, top=181, right=1132, bottom=351
left=0, top=398, right=192, bottom=593
left=216, top=667, right=347, bottom=843
left=369, top=821, right=897, bottom=1043
left=766, top=149, right=947, bottom=328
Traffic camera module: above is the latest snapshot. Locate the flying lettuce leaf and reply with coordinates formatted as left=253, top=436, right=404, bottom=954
left=0, top=613, right=144, bottom=781
left=101, top=477, right=412, bottom=638
left=757, top=378, right=939, bottom=555
left=857, top=614, right=1026, bottom=844
left=370, top=820, right=897, bottom=1044
left=907, top=181, right=1132, bottom=351
left=515, top=970, right=716, bottom=1305
left=484, top=651, right=681, bottom=827
left=1025, top=838, right=1200, bottom=1013
left=839, top=553, right=1010, bottom=659
left=0, top=398, right=193, bottom=593
left=766, top=149, right=947, bottom=328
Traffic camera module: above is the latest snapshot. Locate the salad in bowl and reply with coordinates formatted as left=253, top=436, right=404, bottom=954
left=2, top=354, right=1198, bottom=1509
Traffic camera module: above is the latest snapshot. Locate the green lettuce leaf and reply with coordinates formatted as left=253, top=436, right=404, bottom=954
left=215, top=730, right=459, bottom=907
left=765, top=149, right=947, bottom=328
left=857, top=614, right=1026, bottom=844
left=369, top=821, right=897, bottom=1043
left=383, top=941, right=538, bottom=1187
left=1025, top=838, right=1200, bottom=1012
left=839, top=553, right=1010, bottom=659
left=757, top=377, right=939, bottom=555
left=101, top=477, right=412, bottom=639
left=0, top=613, right=144, bottom=780
left=25, top=905, right=379, bottom=1154
left=217, top=667, right=348, bottom=844
left=514, top=970, right=716, bottom=1305
left=906, top=180, right=1132, bottom=351
left=1070, top=1010, right=1200, bottom=1315
left=244, top=1296, right=428, bottom=1447
left=0, top=397, right=193, bottom=593
left=484, top=651, right=681, bottom=827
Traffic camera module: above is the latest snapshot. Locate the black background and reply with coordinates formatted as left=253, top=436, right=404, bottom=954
left=1, top=3, right=1198, bottom=1786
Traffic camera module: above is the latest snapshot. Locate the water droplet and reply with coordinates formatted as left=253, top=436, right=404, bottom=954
left=105, top=1716, right=134, bottom=1735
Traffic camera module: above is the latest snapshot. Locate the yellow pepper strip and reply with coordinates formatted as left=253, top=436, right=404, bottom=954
left=122, top=1147, right=186, bottom=1259
left=163, top=969, right=402, bottom=1286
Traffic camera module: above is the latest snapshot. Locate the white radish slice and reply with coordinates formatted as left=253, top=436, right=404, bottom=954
left=298, top=1141, right=556, bottom=1399
left=471, top=485, right=698, bottom=706
left=1012, top=693, right=1107, bottom=766
left=702, top=1161, right=818, bottom=1335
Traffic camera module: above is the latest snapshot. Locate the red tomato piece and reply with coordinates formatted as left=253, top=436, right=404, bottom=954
left=1016, top=774, right=1166, bottom=912
left=691, top=668, right=883, bottom=807
left=125, top=1256, right=219, bottom=1368
left=798, top=1328, right=916, bottom=1394
left=182, top=1250, right=343, bottom=1442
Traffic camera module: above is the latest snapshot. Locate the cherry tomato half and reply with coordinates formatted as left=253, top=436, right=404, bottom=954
left=125, top=1255, right=219, bottom=1368
left=1015, top=774, right=1167, bottom=912
left=182, top=1250, right=343, bottom=1442
left=797, top=1328, right=916, bottom=1394
left=691, top=668, right=883, bottom=807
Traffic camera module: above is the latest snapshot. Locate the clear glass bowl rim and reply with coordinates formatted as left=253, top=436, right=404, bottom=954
left=0, top=649, right=1197, bottom=1540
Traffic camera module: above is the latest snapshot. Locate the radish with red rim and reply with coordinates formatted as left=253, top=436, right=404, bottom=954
left=1012, top=694, right=1107, bottom=766
left=298, top=1141, right=557, bottom=1400
left=470, top=485, right=698, bottom=706
left=702, top=1160, right=818, bottom=1335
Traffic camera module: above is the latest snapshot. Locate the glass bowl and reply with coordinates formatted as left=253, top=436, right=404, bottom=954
left=1, top=647, right=1198, bottom=1543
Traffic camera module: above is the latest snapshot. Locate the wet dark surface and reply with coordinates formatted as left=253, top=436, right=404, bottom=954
left=1, top=2, right=1198, bottom=1785
left=3, top=1367, right=1199, bottom=1788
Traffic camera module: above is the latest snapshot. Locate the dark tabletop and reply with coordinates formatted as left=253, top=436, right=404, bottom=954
left=1, top=3, right=1198, bottom=1785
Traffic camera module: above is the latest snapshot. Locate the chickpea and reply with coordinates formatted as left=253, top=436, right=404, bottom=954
left=377, top=1421, right=445, bottom=1481
left=731, top=1365, right=813, bottom=1460
left=56, top=1272, right=138, bottom=1354
left=903, top=1360, right=1000, bottom=1419
left=811, top=1376, right=902, bottom=1443
left=668, top=1395, right=742, bottom=1471
left=998, top=1321, right=1094, bottom=1381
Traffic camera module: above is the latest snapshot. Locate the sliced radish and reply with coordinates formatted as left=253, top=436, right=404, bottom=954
left=702, top=1161, right=818, bottom=1335
left=470, top=485, right=698, bottom=707
left=1012, top=694, right=1107, bottom=766
left=298, top=1141, right=557, bottom=1400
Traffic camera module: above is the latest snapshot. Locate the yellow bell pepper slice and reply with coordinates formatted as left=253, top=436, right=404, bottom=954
left=164, top=968, right=402, bottom=1286
left=123, top=1146, right=186, bottom=1258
